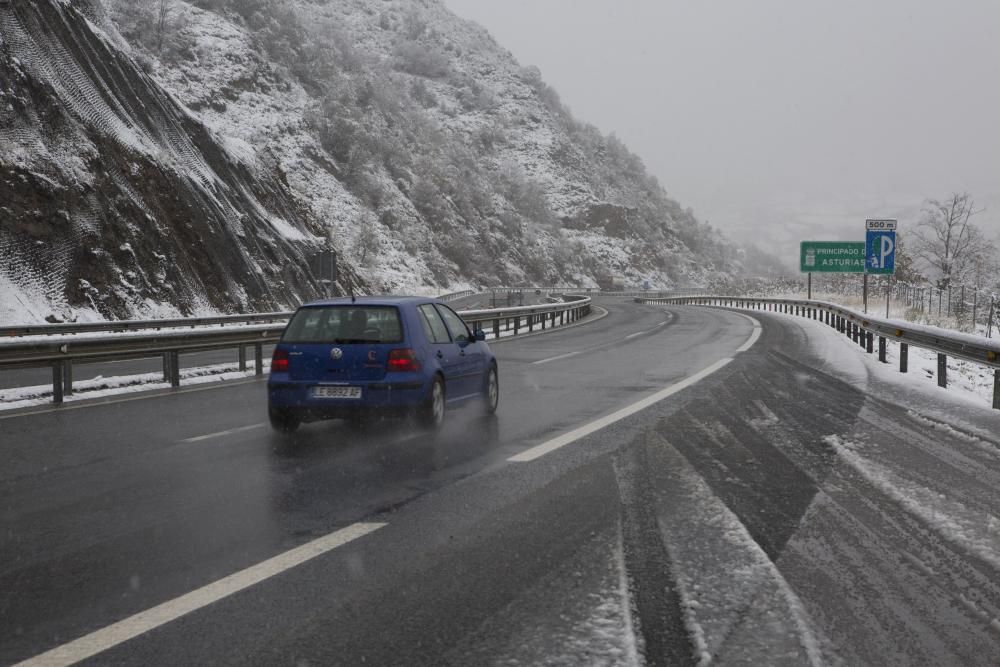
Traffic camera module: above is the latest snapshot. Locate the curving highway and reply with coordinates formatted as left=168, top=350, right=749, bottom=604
left=3, top=298, right=1000, bottom=666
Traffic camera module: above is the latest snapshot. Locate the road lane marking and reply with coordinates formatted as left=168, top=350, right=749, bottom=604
left=530, top=316, right=672, bottom=366
left=509, top=357, right=734, bottom=462
left=179, top=423, right=267, bottom=443
left=15, top=522, right=387, bottom=667
left=735, top=314, right=763, bottom=352
left=531, top=350, right=584, bottom=365
left=511, top=315, right=761, bottom=463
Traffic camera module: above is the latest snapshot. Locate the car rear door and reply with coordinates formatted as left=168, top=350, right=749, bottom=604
left=416, top=304, right=464, bottom=396
left=435, top=303, right=485, bottom=399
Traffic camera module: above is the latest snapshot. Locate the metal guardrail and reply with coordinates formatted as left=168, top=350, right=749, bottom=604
left=639, top=295, right=1000, bottom=410
left=0, top=296, right=592, bottom=405
left=461, top=296, right=592, bottom=340
left=0, top=312, right=295, bottom=338
left=437, top=290, right=476, bottom=302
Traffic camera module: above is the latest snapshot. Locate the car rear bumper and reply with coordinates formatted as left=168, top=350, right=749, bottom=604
left=267, top=378, right=428, bottom=415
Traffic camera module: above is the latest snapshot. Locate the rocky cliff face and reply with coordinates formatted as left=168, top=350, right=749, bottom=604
left=0, top=0, right=356, bottom=321
left=1, top=0, right=740, bottom=322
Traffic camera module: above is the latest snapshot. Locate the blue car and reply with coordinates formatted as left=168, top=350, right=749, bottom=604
left=267, top=297, right=499, bottom=432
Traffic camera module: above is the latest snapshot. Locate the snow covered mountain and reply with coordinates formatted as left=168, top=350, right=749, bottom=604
left=1, top=0, right=742, bottom=322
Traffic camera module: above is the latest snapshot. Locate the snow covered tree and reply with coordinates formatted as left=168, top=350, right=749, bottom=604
left=912, top=193, right=995, bottom=289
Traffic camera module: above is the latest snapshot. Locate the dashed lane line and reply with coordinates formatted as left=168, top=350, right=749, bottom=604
left=531, top=317, right=672, bottom=366
left=178, top=423, right=267, bottom=443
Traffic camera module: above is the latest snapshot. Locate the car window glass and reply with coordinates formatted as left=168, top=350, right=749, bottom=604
left=435, top=304, right=470, bottom=343
left=418, top=304, right=451, bottom=344
left=282, top=306, right=403, bottom=343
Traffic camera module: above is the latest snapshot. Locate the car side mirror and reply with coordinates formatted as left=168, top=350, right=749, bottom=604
left=473, top=329, right=486, bottom=342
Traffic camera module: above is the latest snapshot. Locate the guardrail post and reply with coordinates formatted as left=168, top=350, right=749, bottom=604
left=52, top=362, right=64, bottom=404
left=494, top=318, right=501, bottom=338
left=528, top=315, right=534, bottom=332
left=866, top=332, right=873, bottom=353
left=994, top=370, right=999, bottom=410
left=62, top=361, right=73, bottom=397
left=255, top=344, right=263, bottom=377
left=878, top=336, right=886, bottom=362
left=937, top=354, right=947, bottom=388
left=162, top=353, right=170, bottom=383
left=167, top=351, right=180, bottom=387
left=238, top=345, right=247, bottom=372
left=900, top=343, right=908, bottom=372
left=514, top=316, right=520, bottom=334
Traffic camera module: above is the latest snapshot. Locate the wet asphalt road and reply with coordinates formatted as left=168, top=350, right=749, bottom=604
left=3, top=299, right=1000, bottom=665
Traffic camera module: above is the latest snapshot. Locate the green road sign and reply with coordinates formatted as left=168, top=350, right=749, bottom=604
left=800, top=241, right=866, bottom=273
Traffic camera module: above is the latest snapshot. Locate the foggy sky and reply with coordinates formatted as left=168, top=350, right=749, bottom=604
left=443, top=0, right=1000, bottom=267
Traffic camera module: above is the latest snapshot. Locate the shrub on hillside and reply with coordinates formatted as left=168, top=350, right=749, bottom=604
left=393, top=41, right=449, bottom=79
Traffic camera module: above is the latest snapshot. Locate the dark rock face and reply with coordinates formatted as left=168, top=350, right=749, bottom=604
left=562, top=204, right=637, bottom=239
left=0, top=0, right=350, bottom=319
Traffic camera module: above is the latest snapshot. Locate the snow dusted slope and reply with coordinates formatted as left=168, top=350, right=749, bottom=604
left=2, top=0, right=741, bottom=321
left=0, top=0, right=350, bottom=321
left=133, top=0, right=738, bottom=291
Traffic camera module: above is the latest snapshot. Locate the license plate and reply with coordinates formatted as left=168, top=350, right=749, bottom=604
left=312, top=386, right=362, bottom=399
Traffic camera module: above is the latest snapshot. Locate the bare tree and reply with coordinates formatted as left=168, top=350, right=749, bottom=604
left=354, top=213, right=381, bottom=266
left=912, top=192, right=993, bottom=289
left=154, top=0, right=174, bottom=54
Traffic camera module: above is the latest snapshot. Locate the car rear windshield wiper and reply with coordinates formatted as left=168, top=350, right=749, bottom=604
left=333, top=338, right=382, bottom=344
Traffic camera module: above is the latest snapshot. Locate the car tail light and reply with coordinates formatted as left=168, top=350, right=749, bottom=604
left=387, top=348, right=421, bottom=372
left=271, top=348, right=289, bottom=373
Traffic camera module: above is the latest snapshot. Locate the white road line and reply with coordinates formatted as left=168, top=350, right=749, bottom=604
left=509, top=357, right=734, bottom=463
left=531, top=317, right=670, bottom=366
left=179, top=423, right=266, bottom=443
left=531, top=349, right=584, bottom=366
left=14, top=522, right=387, bottom=667
left=735, top=314, right=763, bottom=352
left=510, top=314, right=762, bottom=463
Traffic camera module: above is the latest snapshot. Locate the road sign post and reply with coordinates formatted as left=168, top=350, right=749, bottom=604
left=865, top=220, right=897, bottom=314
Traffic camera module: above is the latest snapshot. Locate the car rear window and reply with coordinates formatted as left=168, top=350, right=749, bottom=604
left=282, top=306, right=404, bottom=344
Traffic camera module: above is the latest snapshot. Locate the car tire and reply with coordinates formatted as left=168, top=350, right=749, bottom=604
left=269, top=407, right=300, bottom=433
left=483, top=364, right=499, bottom=415
left=420, top=376, right=446, bottom=428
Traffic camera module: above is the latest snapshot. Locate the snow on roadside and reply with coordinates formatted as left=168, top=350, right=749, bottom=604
left=824, top=435, right=1000, bottom=574
left=756, top=305, right=996, bottom=409
left=0, top=362, right=269, bottom=410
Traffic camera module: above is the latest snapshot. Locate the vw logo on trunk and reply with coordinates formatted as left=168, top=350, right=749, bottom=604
left=330, top=348, right=343, bottom=360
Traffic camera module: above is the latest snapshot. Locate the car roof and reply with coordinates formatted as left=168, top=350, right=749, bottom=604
left=297, top=296, right=438, bottom=309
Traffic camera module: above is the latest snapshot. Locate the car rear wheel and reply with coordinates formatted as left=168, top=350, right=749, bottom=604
left=421, top=376, right=446, bottom=428
left=269, top=407, right=300, bottom=433
left=483, top=365, right=499, bottom=415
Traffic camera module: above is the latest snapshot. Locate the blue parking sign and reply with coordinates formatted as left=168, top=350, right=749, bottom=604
left=866, top=230, right=896, bottom=274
